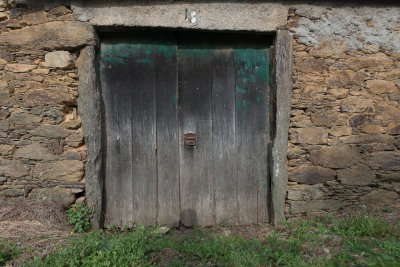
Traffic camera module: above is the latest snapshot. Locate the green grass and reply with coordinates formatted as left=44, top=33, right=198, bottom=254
left=0, top=239, right=20, bottom=266
left=25, top=214, right=400, bottom=267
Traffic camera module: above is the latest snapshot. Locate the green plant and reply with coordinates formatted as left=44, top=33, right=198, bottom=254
left=0, top=239, right=20, bottom=265
left=67, top=203, right=93, bottom=233
left=382, top=205, right=392, bottom=213
left=333, top=214, right=397, bottom=238
left=26, top=214, right=400, bottom=267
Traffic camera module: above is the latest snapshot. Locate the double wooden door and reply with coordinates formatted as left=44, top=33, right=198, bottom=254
left=100, top=31, right=271, bottom=227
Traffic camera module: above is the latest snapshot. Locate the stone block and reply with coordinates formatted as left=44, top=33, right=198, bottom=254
left=360, top=189, right=399, bottom=204
left=32, top=68, right=50, bottom=75
left=302, top=84, right=327, bottom=95
left=75, top=196, right=86, bottom=205
left=360, top=125, right=384, bottom=134
left=291, top=115, right=313, bottom=128
left=0, top=93, right=10, bottom=107
left=66, top=133, right=83, bottom=143
left=311, top=110, right=344, bottom=127
left=337, top=165, right=375, bottom=185
left=15, top=143, right=55, bottom=161
left=341, top=134, right=394, bottom=144
left=0, top=120, right=9, bottom=132
left=295, top=127, right=328, bottom=144
left=289, top=199, right=345, bottom=214
left=287, top=147, right=306, bottom=160
left=5, top=64, right=36, bottom=73
left=28, top=187, right=75, bottom=208
left=0, top=110, right=9, bottom=120
left=346, top=53, right=393, bottom=71
left=287, top=184, right=323, bottom=200
left=61, top=118, right=81, bottom=130
left=388, top=93, right=400, bottom=101
left=328, top=88, right=349, bottom=99
left=43, top=108, right=65, bottom=124
left=64, top=151, right=82, bottom=160
left=65, top=133, right=84, bottom=147
left=0, top=189, right=24, bottom=197
left=326, top=70, right=367, bottom=88
left=348, top=114, right=367, bottom=127
left=289, top=165, right=336, bottom=185
left=0, top=51, right=14, bottom=62
left=368, top=151, right=400, bottom=171
left=75, top=3, right=288, bottom=32
left=0, top=144, right=13, bottom=155
left=387, top=123, right=400, bottom=135
left=23, top=88, right=72, bottom=107
left=33, top=160, right=84, bottom=182
left=0, top=84, right=11, bottom=107
left=377, top=173, right=400, bottom=182
left=0, top=21, right=97, bottom=50
left=309, top=145, right=361, bottom=169
left=0, top=159, right=29, bottom=178
left=8, top=112, right=42, bottom=130
left=72, top=188, right=84, bottom=194
left=21, top=10, right=47, bottom=25
left=366, top=80, right=397, bottom=94
left=330, top=126, right=352, bottom=137
left=309, top=39, right=347, bottom=58
left=45, top=51, right=74, bottom=69
left=30, top=124, right=71, bottom=139
left=295, top=57, right=328, bottom=73
left=341, top=96, right=373, bottom=113
left=374, top=105, right=400, bottom=121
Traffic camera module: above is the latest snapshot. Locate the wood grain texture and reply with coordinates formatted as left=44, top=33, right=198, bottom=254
left=155, top=40, right=180, bottom=227
left=130, top=43, right=158, bottom=225
left=100, top=40, right=134, bottom=226
left=235, top=47, right=270, bottom=224
left=178, top=45, right=214, bottom=226
left=100, top=31, right=274, bottom=227
left=211, top=48, right=238, bottom=225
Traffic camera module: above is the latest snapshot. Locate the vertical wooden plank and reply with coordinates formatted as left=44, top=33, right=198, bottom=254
left=100, top=41, right=134, bottom=226
left=178, top=44, right=214, bottom=226
left=211, top=48, right=238, bottom=225
left=100, top=41, right=117, bottom=226
left=130, top=42, right=158, bottom=225
left=257, top=48, right=270, bottom=223
left=155, top=40, right=180, bottom=227
left=235, top=47, right=270, bottom=224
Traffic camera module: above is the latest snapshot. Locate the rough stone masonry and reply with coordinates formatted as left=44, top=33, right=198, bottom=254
left=0, top=0, right=399, bottom=222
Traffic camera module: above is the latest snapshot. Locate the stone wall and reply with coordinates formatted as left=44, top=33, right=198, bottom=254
left=286, top=4, right=400, bottom=215
left=0, top=1, right=94, bottom=208
left=0, top=0, right=399, bottom=219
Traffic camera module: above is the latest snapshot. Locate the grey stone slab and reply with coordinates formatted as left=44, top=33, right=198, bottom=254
left=77, top=45, right=104, bottom=229
left=72, top=2, right=288, bottom=32
left=270, top=30, right=293, bottom=225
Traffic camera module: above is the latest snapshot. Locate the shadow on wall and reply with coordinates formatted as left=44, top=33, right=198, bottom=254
left=181, top=209, right=198, bottom=227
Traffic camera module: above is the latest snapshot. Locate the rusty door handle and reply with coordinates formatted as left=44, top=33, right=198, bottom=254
left=184, top=133, right=197, bottom=146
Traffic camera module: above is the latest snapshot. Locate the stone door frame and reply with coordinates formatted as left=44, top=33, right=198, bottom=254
left=75, top=3, right=293, bottom=228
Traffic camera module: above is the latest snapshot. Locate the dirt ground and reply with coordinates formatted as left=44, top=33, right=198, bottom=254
left=0, top=198, right=71, bottom=266
left=1, top=198, right=399, bottom=266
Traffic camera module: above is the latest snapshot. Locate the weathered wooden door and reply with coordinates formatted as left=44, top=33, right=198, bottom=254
left=100, top=31, right=271, bottom=227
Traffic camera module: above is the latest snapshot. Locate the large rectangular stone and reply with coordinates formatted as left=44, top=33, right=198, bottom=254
left=73, top=3, right=288, bottom=32
left=289, top=199, right=345, bottom=214
left=0, top=21, right=97, bottom=50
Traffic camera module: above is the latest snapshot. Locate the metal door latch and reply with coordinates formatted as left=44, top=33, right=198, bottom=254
left=184, top=133, right=197, bottom=146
